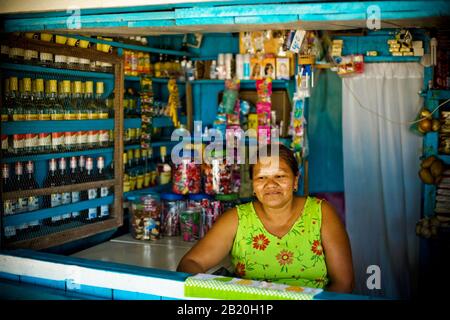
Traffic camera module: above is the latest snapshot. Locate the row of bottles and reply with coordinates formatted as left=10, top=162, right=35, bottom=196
left=1, top=77, right=112, bottom=122
left=122, top=146, right=172, bottom=192
left=2, top=130, right=114, bottom=156
left=2, top=156, right=114, bottom=241
left=2, top=33, right=114, bottom=72
left=123, top=50, right=151, bottom=76
left=124, top=87, right=141, bottom=118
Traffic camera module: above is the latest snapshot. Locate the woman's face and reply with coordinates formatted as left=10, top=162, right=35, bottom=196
left=252, top=156, right=298, bottom=208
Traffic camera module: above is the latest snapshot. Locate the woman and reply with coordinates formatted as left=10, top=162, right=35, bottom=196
left=177, top=144, right=354, bottom=293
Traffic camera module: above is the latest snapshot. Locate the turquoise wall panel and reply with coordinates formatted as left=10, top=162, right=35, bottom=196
left=308, top=69, right=344, bottom=193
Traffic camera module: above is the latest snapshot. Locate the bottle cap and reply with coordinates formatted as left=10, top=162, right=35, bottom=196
left=26, top=161, right=34, bottom=173
left=70, top=157, right=77, bottom=169
left=15, top=162, right=23, bottom=175
left=59, top=157, right=67, bottom=170
left=2, top=164, right=10, bottom=178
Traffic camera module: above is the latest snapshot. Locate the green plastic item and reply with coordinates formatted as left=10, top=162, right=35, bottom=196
left=184, top=274, right=322, bottom=300
left=215, top=193, right=239, bottom=202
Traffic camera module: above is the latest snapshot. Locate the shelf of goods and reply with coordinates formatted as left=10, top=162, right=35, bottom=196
left=0, top=35, right=124, bottom=250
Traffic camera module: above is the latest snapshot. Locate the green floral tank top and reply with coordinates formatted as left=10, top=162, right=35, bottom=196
left=231, top=197, right=329, bottom=289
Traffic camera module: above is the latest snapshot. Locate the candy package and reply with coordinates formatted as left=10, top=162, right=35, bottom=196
left=221, top=79, right=240, bottom=114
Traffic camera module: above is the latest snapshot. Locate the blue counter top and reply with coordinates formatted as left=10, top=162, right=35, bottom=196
left=0, top=248, right=373, bottom=300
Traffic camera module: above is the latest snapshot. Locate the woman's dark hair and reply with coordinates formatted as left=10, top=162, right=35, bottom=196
left=264, top=63, right=274, bottom=75
left=249, top=143, right=299, bottom=180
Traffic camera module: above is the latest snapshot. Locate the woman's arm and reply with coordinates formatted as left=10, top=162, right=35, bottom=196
left=320, top=201, right=355, bottom=293
left=177, top=208, right=238, bottom=274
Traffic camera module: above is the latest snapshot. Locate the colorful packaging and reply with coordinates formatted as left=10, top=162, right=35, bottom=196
left=250, top=56, right=263, bottom=80
left=262, top=56, right=276, bottom=78
left=276, top=57, right=290, bottom=80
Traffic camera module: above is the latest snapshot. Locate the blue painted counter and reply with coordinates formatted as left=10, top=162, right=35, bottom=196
left=0, top=249, right=373, bottom=300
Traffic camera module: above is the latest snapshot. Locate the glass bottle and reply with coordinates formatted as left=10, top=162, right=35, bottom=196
left=62, top=80, right=75, bottom=121
left=78, top=81, right=89, bottom=120
left=35, top=78, right=49, bottom=121
left=96, top=82, right=109, bottom=119
left=69, top=156, right=81, bottom=221
left=85, top=157, right=98, bottom=223
left=25, top=161, right=41, bottom=232
left=44, top=159, right=62, bottom=226
left=2, top=78, right=10, bottom=122
left=2, top=163, right=15, bottom=220
left=157, top=146, right=172, bottom=185
left=97, top=157, right=110, bottom=220
left=85, top=81, right=99, bottom=120
left=58, top=158, right=72, bottom=224
left=12, top=78, right=25, bottom=121
left=50, top=80, right=64, bottom=120
left=13, top=162, right=29, bottom=236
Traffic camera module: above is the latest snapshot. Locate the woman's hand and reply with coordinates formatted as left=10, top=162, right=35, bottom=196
left=321, top=201, right=355, bottom=293
left=176, top=208, right=239, bottom=274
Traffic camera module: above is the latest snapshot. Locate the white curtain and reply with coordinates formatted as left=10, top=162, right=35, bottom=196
left=342, top=63, right=423, bottom=299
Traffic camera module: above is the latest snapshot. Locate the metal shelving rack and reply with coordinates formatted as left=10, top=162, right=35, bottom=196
left=0, top=35, right=124, bottom=250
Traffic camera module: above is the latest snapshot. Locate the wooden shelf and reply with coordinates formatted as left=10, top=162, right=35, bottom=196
left=3, top=195, right=114, bottom=227
left=4, top=215, right=120, bottom=250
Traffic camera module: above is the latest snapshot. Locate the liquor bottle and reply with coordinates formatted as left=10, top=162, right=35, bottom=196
left=50, top=81, right=64, bottom=120
left=71, top=81, right=83, bottom=120
left=39, top=80, right=52, bottom=121
left=69, top=156, right=81, bottom=221
left=85, top=81, right=99, bottom=120
left=59, top=157, right=72, bottom=224
left=97, top=157, right=110, bottom=220
left=1, top=78, right=10, bottom=122
left=25, top=161, right=41, bottom=232
left=62, top=80, right=75, bottom=121
left=157, top=146, right=172, bottom=185
left=133, top=148, right=141, bottom=168
left=12, top=78, right=25, bottom=122
left=35, top=78, right=50, bottom=121
left=43, top=159, right=62, bottom=226
left=96, top=82, right=109, bottom=119
left=2, top=163, right=15, bottom=215
left=77, top=81, right=89, bottom=120
left=23, top=78, right=37, bottom=121
left=13, top=162, right=29, bottom=236
left=85, top=157, right=98, bottom=222
left=78, top=155, right=87, bottom=182
left=2, top=163, right=16, bottom=240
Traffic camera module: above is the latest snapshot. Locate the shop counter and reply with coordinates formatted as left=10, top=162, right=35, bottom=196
left=0, top=246, right=374, bottom=300
left=71, top=234, right=232, bottom=274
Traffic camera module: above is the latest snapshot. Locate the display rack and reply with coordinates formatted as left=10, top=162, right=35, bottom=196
left=0, top=35, right=124, bottom=250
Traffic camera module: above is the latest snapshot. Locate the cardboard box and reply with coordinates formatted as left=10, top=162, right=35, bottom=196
left=250, top=57, right=263, bottom=80
left=403, top=52, right=414, bottom=56
left=392, top=52, right=403, bottom=56
left=276, top=57, right=290, bottom=80
left=262, top=56, right=276, bottom=78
